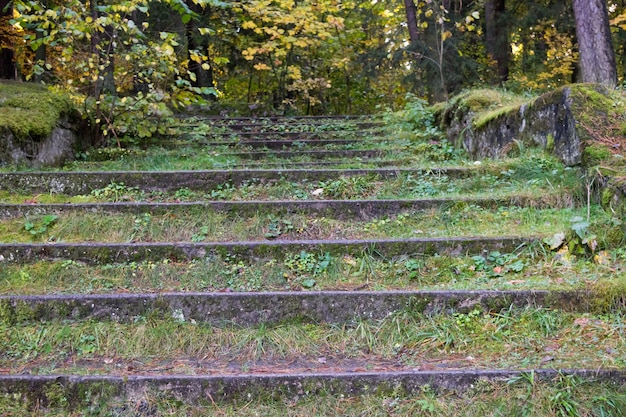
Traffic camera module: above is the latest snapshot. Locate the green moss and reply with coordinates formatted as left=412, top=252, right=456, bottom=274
left=582, top=144, right=612, bottom=166
left=590, top=279, right=626, bottom=314
left=0, top=81, right=75, bottom=140
left=0, top=299, right=36, bottom=325
left=473, top=104, right=522, bottom=130
left=545, top=134, right=555, bottom=153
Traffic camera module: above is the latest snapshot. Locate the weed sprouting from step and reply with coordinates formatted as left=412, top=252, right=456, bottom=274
left=264, top=216, right=294, bottom=239
left=91, top=182, right=141, bottom=203
left=23, top=214, right=58, bottom=239
left=129, top=213, right=153, bottom=242
left=284, top=251, right=335, bottom=288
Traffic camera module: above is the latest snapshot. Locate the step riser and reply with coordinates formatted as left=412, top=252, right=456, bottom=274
left=0, top=197, right=559, bottom=220
left=1, top=370, right=624, bottom=407
left=202, top=123, right=384, bottom=132
left=0, top=237, right=534, bottom=264
left=203, top=139, right=362, bottom=149
left=0, top=168, right=470, bottom=195
left=0, top=290, right=589, bottom=325
left=223, top=149, right=390, bottom=160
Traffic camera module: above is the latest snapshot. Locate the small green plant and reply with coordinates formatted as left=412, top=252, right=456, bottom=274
left=317, top=176, right=374, bottom=199
left=264, top=216, right=294, bottom=239
left=284, top=251, right=334, bottom=288
left=191, top=226, right=209, bottom=243
left=210, top=182, right=236, bottom=199
left=471, top=251, right=525, bottom=277
left=404, top=258, right=424, bottom=280
left=129, top=213, right=152, bottom=242
left=174, top=187, right=197, bottom=200
left=24, top=214, right=58, bottom=237
left=91, top=182, right=140, bottom=202
left=544, top=216, right=598, bottom=258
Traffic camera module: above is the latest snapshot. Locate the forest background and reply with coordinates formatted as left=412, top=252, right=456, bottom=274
left=0, top=0, right=624, bottom=141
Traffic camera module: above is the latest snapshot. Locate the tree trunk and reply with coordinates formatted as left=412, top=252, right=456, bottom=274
left=186, top=1, right=215, bottom=98
left=0, top=0, right=16, bottom=79
left=572, top=0, right=617, bottom=88
left=485, top=0, right=509, bottom=84
left=403, top=0, right=419, bottom=44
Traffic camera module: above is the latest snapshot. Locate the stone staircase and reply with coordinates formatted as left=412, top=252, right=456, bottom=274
left=1, top=115, right=625, bottom=414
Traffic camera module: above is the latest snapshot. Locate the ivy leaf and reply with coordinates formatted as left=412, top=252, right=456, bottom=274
left=301, top=279, right=316, bottom=289
left=543, top=233, right=566, bottom=250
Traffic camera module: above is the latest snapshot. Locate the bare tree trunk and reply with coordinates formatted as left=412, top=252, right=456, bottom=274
left=572, top=0, right=617, bottom=88
left=403, top=0, right=419, bottom=44
left=404, top=0, right=447, bottom=102
left=485, top=0, right=509, bottom=84
left=0, top=0, right=16, bottom=79
left=186, top=1, right=215, bottom=99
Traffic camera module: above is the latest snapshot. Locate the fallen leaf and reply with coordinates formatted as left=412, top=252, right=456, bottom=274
left=311, top=188, right=324, bottom=196
left=507, top=280, right=525, bottom=285
left=574, top=317, right=591, bottom=326
left=594, top=251, right=611, bottom=265
left=544, top=232, right=566, bottom=250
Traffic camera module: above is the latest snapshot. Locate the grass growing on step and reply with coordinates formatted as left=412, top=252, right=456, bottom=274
left=0, top=205, right=600, bottom=244
left=2, top=378, right=625, bottom=416
left=2, top=379, right=626, bottom=416
left=1, top=244, right=624, bottom=296
left=1, top=308, right=625, bottom=374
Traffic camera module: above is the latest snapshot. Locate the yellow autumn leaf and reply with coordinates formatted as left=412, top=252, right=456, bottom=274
left=254, top=63, right=271, bottom=71
left=242, top=21, right=257, bottom=30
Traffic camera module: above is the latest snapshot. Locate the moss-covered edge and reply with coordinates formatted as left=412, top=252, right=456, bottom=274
left=0, top=81, right=77, bottom=141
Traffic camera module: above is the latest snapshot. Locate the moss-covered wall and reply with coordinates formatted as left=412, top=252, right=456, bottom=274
left=0, top=81, right=84, bottom=167
left=435, top=84, right=624, bottom=167
left=435, top=84, right=626, bottom=229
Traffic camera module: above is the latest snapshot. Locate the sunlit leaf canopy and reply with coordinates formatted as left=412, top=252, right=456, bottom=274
left=3, top=0, right=626, bottom=120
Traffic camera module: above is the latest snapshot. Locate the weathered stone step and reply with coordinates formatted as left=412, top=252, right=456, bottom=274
left=218, top=122, right=383, bottom=131
left=175, top=115, right=376, bottom=124
left=0, top=168, right=476, bottom=195
left=0, top=290, right=590, bottom=325
left=0, top=236, right=534, bottom=264
left=225, top=159, right=412, bottom=169
left=201, top=138, right=365, bottom=149
left=1, top=370, right=624, bottom=407
left=0, top=195, right=569, bottom=219
left=220, top=149, right=396, bottom=160
left=194, top=129, right=383, bottom=138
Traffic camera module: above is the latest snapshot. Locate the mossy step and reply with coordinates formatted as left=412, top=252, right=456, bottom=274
left=190, top=130, right=384, bottom=138
left=200, top=139, right=367, bottom=149
left=212, top=122, right=383, bottom=131
left=0, top=370, right=624, bottom=408
left=0, top=168, right=476, bottom=195
left=220, top=149, right=394, bottom=160
left=0, top=236, right=534, bottom=264
left=0, top=290, right=593, bottom=325
left=0, top=196, right=563, bottom=219
left=2, top=245, right=619, bottom=295
left=223, top=159, right=413, bottom=169
left=175, top=115, right=376, bottom=124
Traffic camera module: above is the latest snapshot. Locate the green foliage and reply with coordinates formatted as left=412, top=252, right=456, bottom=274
left=471, top=251, right=526, bottom=277
left=284, top=251, right=334, bottom=288
left=91, top=182, right=140, bottom=203
left=387, top=94, right=442, bottom=138
left=264, top=216, right=294, bottom=239
left=317, top=176, right=374, bottom=199
left=23, top=214, right=58, bottom=238
left=11, top=0, right=218, bottom=144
